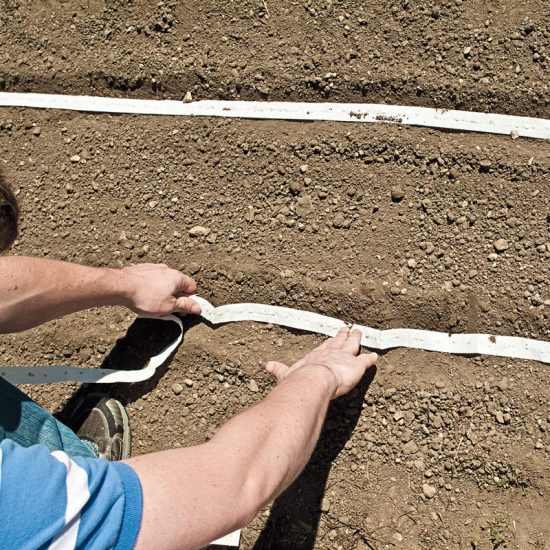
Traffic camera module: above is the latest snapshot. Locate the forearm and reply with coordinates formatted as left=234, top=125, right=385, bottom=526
left=0, top=256, right=127, bottom=333
left=210, top=363, right=334, bottom=507
left=127, top=364, right=335, bottom=550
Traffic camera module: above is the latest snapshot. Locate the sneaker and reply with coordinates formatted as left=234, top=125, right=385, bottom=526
left=71, top=394, right=131, bottom=461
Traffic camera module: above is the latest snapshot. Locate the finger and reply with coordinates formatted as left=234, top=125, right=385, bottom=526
left=173, top=296, right=202, bottom=315
left=176, top=273, right=197, bottom=294
left=356, top=351, right=379, bottom=370
left=323, top=327, right=351, bottom=350
left=266, top=361, right=289, bottom=382
left=343, top=329, right=362, bottom=355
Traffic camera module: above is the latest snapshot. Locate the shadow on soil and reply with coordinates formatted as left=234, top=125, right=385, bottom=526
left=56, top=315, right=200, bottom=427
left=253, top=367, right=378, bottom=550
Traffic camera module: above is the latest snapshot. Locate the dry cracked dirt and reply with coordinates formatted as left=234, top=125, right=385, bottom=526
left=1, top=1, right=549, bottom=549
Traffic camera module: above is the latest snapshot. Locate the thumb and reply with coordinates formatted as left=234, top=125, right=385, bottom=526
left=174, top=296, right=202, bottom=315
left=266, top=361, right=289, bottom=382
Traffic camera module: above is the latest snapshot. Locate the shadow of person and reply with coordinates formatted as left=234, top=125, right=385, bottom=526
left=56, top=314, right=202, bottom=427
left=253, top=366, right=378, bottom=550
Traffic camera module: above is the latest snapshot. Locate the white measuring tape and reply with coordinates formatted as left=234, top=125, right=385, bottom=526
left=1, top=92, right=549, bottom=139
left=1, top=297, right=549, bottom=385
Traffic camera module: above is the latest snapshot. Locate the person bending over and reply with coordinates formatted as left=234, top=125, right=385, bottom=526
left=0, top=172, right=378, bottom=549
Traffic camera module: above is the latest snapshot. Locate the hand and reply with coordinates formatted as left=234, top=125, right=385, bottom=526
left=121, top=263, right=201, bottom=316
left=266, top=328, right=378, bottom=399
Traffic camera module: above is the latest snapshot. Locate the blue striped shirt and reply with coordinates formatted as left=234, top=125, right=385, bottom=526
left=0, top=440, right=142, bottom=549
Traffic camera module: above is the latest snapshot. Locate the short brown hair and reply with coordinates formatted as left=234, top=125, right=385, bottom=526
left=0, top=169, right=19, bottom=252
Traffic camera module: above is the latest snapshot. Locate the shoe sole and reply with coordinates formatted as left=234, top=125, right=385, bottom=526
left=101, top=397, right=132, bottom=460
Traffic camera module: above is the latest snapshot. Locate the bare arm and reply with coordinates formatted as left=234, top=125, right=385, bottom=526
left=0, top=256, right=200, bottom=333
left=126, top=329, right=378, bottom=550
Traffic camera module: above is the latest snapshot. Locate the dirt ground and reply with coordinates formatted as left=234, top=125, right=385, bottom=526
left=1, top=1, right=549, bottom=549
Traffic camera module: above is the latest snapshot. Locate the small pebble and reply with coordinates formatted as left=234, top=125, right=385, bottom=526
left=332, top=213, right=345, bottom=228
left=189, top=226, right=210, bottom=237
left=422, top=484, right=437, bottom=499
left=402, top=440, right=419, bottom=454
left=171, top=383, right=183, bottom=395
left=391, top=186, right=405, bottom=202
left=320, top=497, right=331, bottom=512
left=494, top=238, right=509, bottom=252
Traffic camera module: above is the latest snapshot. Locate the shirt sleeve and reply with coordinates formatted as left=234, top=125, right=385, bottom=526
left=0, top=439, right=142, bottom=550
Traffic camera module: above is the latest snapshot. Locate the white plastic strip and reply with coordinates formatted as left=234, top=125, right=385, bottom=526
left=193, top=297, right=550, bottom=364
left=1, top=92, right=549, bottom=139
left=1, top=298, right=548, bottom=388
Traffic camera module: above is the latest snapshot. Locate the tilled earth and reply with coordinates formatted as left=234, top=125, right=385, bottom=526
left=1, top=1, right=549, bottom=549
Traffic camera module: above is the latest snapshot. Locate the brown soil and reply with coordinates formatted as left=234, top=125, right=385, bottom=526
left=1, top=1, right=549, bottom=549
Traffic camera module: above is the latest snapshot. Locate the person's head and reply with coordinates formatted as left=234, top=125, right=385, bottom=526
left=0, top=169, right=19, bottom=252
